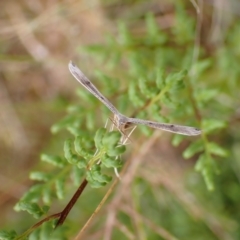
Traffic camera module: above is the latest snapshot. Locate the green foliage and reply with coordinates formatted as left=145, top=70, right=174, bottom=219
left=202, top=119, right=227, bottom=134
left=82, top=9, right=232, bottom=192
left=183, top=139, right=204, bottom=159
left=3, top=2, right=239, bottom=239
left=7, top=125, right=125, bottom=239
left=14, top=128, right=125, bottom=218
left=14, top=202, right=49, bottom=219
left=173, top=3, right=196, bottom=43
left=0, top=230, right=17, bottom=240
left=40, top=154, right=66, bottom=168
left=195, top=153, right=218, bottom=191
left=28, top=221, right=68, bottom=240
left=62, top=128, right=124, bottom=188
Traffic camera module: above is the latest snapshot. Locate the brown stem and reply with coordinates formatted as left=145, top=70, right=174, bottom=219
left=55, top=178, right=88, bottom=227
left=32, top=212, right=62, bottom=229
left=18, top=178, right=88, bottom=239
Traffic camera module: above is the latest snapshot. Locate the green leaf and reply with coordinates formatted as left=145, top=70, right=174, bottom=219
left=77, top=158, right=88, bottom=168
left=15, top=201, right=49, bottom=219
left=207, top=142, right=229, bottom=157
left=128, top=53, right=146, bottom=76
left=51, top=115, right=81, bottom=134
left=161, top=93, right=176, bottom=108
left=172, top=134, right=185, bottom=147
left=94, top=128, right=107, bottom=149
left=74, top=136, right=93, bottom=159
left=202, top=119, right=227, bottom=133
left=148, top=105, right=162, bottom=122
left=145, top=13, right=167, bottom=45
left=156, top=68, right=165, bottom=89
left=29, top=228, right=40, bottom=240
left=107, top=145, right=126, bottom=157
left=165, top=70, right=187, bottom=89
left=40, top=221, right=53, bottom=240
left=29, top=220, right=68, bottom=240
left=64, top=139, right=78, bottom=164
left=128, top=81, right=145, bottom=107
left=146, top=13, right=159, bottom=37
left=42, top=186, right=52, bottom=205
left=67, top=105, right=83, bottom=113
left=86, top=164, right=112, bottom=187
left=138, top=77, right=158, bottom=98
left=88, top=180, right=106, bottom=188
left=183, top=139, right=204, bottom=159
left=74, top=136, right=85, bottom=156
left=91, top=171, right=112, bottom=183
left=195, top=88, right=219, bottom=103
left=94, top=72, right=119, bottom=94
left=202, top=165, right=215, bottom=191
left=55, top=177, right=65, bottom=199
left=41, top=154, right=66, bottom=168
left=195, top=153, right=217, bottom=191
left=190, top=59, right=212, bottom=77
left=66, top=125, right=82, bottom=136
left=173, top=4, right=195, bottom=43
left=102, top=156, right=122, bottom=168
left=0, top=230, right=17, bottom=240
left=102, top=131, right=121, bottom=148
left=86, top=171, right=107, bottom=188
left=16, top=184, right=43, bottom=203
left=118, top=21, right=133, bottom=46
left=91, top=164, right=101, bottom=172
left=86, top=112, right=95, bottom=130
left=83, top=44, right=105, bottom=53
left=72, top=166, right=85, bottom=186
left=29, top=172, right=51, bottom=182
left=138, top=124, right=153, bottom=137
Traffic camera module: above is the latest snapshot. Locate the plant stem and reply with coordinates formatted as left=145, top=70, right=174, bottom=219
left=55, top=178, right=88, bottom=227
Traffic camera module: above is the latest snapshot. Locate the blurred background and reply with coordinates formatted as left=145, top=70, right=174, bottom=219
left=0, top=0, right=240, bottom=239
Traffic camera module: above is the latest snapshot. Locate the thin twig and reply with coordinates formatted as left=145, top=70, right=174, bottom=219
left=15, top=212, right=61, bottom=240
